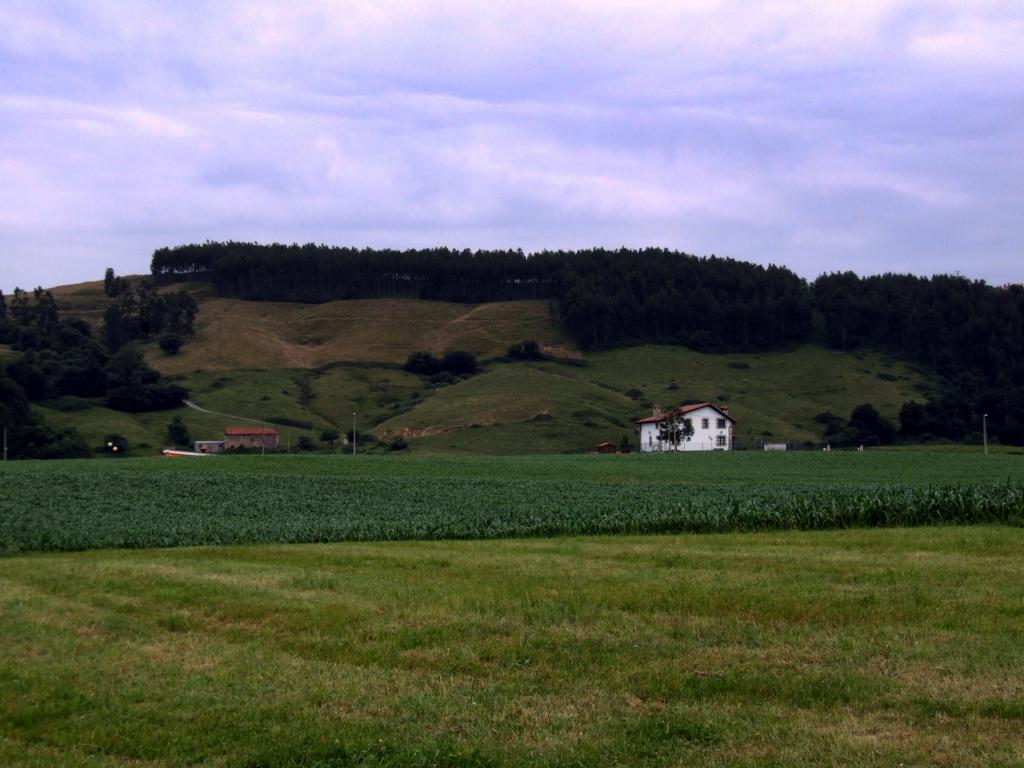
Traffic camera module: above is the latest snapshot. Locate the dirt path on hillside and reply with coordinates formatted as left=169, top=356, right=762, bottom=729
left=183, top=400, right=279, bottom=427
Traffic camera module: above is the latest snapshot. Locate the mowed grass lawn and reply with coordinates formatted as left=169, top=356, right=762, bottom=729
left=2, top=528, right=1023, bottom=767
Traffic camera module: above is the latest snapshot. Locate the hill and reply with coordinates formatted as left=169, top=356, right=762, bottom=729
left=48, top=278, right=577, bottom=370
left=30, top=276, right=938, bottom=454
left=146, top=295, right=576, bottom=373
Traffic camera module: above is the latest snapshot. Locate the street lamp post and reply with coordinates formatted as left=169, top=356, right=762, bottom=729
left=983, top=413, right=988, bottom=455
left=352, top=412, right=357, bottom=456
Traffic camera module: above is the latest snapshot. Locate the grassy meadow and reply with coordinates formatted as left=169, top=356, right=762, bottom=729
left=34, top=344, right=936, bottom=456
left=2, top=527, right=1023, bottom=766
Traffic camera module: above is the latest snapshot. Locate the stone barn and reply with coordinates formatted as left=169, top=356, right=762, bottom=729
left=224, top=427, right=279, bottom=450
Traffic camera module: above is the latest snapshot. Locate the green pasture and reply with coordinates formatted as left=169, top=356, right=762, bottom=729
left=24, top=342, right=938, bottom=456
left=1, top=527, right=1022, bottom=766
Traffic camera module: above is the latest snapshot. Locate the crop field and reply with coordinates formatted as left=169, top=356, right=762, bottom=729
left=1, top=527, right=1023, bottom=766
left=2, top=452, right=1022, bottom=553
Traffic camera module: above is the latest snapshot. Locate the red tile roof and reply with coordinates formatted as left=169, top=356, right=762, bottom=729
left=225, top=427, right=278, bottom=436
left=635, top=403, right=736, bottom=424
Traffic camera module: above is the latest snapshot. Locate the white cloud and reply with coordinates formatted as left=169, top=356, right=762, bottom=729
left=0, top=1, right=1022, bottom=289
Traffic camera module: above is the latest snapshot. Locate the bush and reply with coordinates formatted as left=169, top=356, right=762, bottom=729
left=849, top=403, right=895, bottom=445
left=404, top=351, right=441, bottom=376
left=297, top=435, right=315, bottom=451
left=507, top=339, right=543, bottom=360
left=440, top=351, right=478, bottom=376
left=46, top=396, right=94, bottom=412
left=429, top=371, right=455, bottom=386
left=107, top=384, right=187, bottom=412
left=388, top=436, right=409, bottom=452
left=158, top=334, right=184, bottom=356
left=13, top=423, right=91, bottom=460
left=166, top=416, right=190, bottom=447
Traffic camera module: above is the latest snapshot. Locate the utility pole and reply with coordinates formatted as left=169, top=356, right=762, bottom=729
left=352, top=412, right=357, bottom=456
left=2, top=426, right=7, bottom=462
left=983, top=413, right=989, bottom=455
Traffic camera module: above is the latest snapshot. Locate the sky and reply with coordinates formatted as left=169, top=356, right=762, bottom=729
left=1, top=1, right=1022, bottom=291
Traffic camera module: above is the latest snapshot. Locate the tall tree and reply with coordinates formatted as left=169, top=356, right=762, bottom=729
left=657, top=410, right=695, bottom=450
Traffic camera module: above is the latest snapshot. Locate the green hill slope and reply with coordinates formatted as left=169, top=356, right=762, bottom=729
left=37, top=344, right=934, bottom=454
left=31, top=277, right=936, bottom=454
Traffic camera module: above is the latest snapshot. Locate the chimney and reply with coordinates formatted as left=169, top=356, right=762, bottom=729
left=721, top=405, right=729, bottom=415
left=653, top=404, right=662, bottom=418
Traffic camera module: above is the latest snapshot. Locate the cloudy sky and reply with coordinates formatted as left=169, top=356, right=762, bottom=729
left=1, top=1, right=1022, bottom=291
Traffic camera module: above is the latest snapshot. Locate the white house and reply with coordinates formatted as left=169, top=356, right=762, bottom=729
left=636, top=403, right=736, bottom=452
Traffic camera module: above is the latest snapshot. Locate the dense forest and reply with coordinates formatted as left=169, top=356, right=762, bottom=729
left=152, top=243, right=1023, bottom=445
left=152, top=243, right=813, bottom=350
left=814, top=273, right=1024, bottom=444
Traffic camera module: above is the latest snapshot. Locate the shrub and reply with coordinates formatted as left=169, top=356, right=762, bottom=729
left=297, top=435, right=315, bottom=451
left=429, top=371, right=455, bottom=386
left=107, top=384, right=187, bottom=412
left=440, top=351, right=478, bottom=376
left=388, top=436, right=409, bottom=452
left=13, top=424, right=91, bottom=459
left=166, top=416, right=190, bottom=447
left=404, top=351, right=441, bottom=376
left=158, top=334, right=184, bottom=356
left=507, top=339, right=543, bottom=360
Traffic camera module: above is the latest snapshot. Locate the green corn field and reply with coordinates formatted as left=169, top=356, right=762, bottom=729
left=2, top=452, right=1022, bottom=553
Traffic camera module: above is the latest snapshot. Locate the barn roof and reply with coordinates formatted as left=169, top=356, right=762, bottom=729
left=635, top=403, right=736, bottom=424
left=225, top=427, right=278, bottom=436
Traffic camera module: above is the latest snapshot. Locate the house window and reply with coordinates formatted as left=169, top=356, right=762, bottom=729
left=701, top=418, right=709, bottom=429
left=716, top=435, right=727, bottom=447
left=717, top=418, right=726, bottom=429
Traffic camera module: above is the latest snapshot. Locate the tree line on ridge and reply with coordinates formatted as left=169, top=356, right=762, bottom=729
left=151, top=243, right=1024, bottom=445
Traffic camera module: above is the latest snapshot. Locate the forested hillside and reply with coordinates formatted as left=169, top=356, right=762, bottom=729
left=152, top=244, right=812, bottom=350
left=1, top=246, right=1019, bottom=458
left=152, top=243, right=1024, bottom=443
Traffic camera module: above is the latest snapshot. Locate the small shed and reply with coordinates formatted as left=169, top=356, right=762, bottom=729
left=596, top=442, right=617, bottom=454
left=224, top=427, right=279, bottom=450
